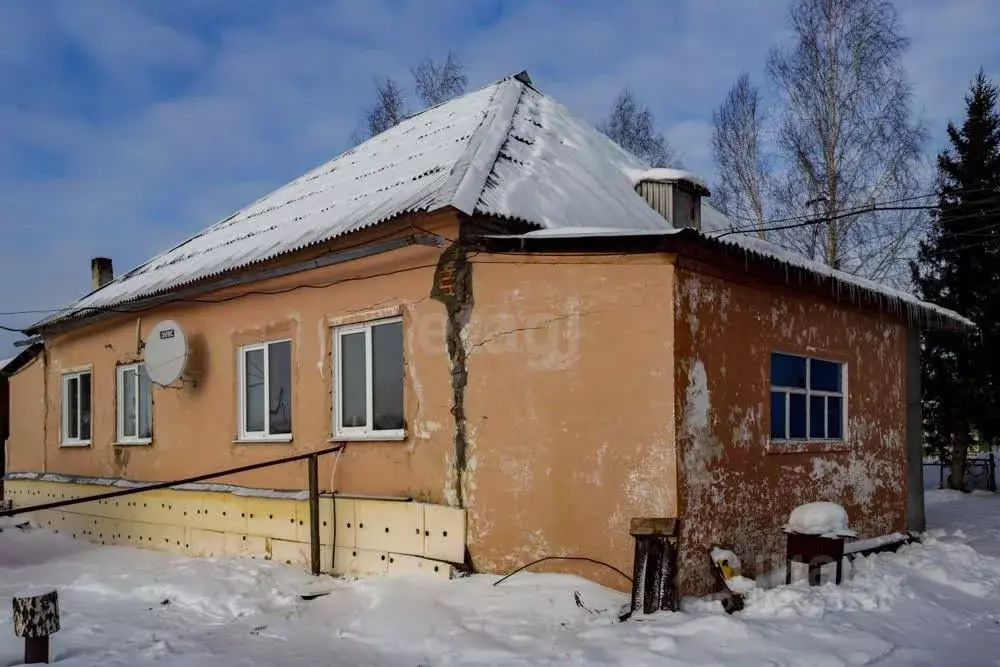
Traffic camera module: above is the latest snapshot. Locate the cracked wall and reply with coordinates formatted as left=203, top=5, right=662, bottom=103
left=461, top=253, right=679, bottom=590
left=673, top=262, right=908, bottom=595
left=430, top=244, right=473, bottom=510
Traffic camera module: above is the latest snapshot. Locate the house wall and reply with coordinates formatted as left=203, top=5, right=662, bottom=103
left=5, top=217, right=682, bottom=589
left=5, top=477, right=464, bottom=578
left=673, top=262, right=908, bottom=595
left=6, top=355, right=46, bottom=473
left=460, top=253, right=678, bottom=589
left=7, top=215, right=460, bottom=498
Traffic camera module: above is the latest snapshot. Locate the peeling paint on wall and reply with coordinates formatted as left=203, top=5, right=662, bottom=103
left=674, top=265, right=908, bottom=596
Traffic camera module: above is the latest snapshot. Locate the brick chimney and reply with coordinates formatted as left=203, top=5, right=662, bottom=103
left=91, top=257, right=114, bottom=291
left=633, top=169, right=711, bottom=231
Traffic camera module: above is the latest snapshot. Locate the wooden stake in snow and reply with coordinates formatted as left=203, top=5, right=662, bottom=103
left=12, top=590, right=59, bottom=664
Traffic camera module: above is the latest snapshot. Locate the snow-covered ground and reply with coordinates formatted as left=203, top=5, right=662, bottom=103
left=2, top=491, right=1000, bottom=666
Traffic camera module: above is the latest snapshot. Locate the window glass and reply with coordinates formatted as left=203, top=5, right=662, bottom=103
left=810, top=359, right=842, bottom=392
left=123, top=368, right=137, bottom=438
left=244, top=348, right=265, bottom=433
left=771, top=353, right=807, bottom=388
left=79, top=373, right=91, bottom=440
left=828, top=396, right=843, bottom=439
left=770, top=391, right=786, bottom=439
left=67, top=377, right=79, bottom=440
left=372, top=321, right=404, bottom=431
left=340, top=332, right=367, bottom=428
left=138, top=366, right=152, bottom=439
left=268, top=341, right=292, bottom=435
left=789, top=393, right=806, bottom=438
left=809, top=395, right=826, bottom=439
left=769, top=352, right=845, bottom=442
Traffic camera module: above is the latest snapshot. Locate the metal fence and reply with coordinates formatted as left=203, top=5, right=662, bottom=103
left=924, top=454, right=997, bottom=492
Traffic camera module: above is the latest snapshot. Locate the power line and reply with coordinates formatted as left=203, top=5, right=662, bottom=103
left=712, top=204, right=938, bottom=239
left=721, top=190, right=943, bottom=228
left=715, top=199, right=1000, bottom=241
left=720, top=187, right=1000, bottom=234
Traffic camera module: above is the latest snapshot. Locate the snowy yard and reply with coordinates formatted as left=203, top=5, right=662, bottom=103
left=2, top=492, right=1000, bottom=666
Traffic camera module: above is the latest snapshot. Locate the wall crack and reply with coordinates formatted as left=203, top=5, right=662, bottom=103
left=430, top=244, right=473, bottom=509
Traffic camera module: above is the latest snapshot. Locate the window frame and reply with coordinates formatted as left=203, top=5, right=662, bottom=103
left=116, top=363, right=152, bottom=445
left=61, top=369, right=92, bottom=447
left=332, top=316, right=405, bottom=442
left=237, top=339, right=294, bottom=443
left=769, top=352, right=848, bottom=443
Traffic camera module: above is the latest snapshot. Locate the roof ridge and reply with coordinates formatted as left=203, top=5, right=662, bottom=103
left=439, top=77, right=526, bottom=214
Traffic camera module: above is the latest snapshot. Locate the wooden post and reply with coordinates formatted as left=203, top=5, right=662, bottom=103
left=12, top=590, right=59, bottom=664
left=990, top=453, right=996, bottom=493
left=627, top=518, right=680, bottom=618
left=786, top=532, right=845, bottom=586
left=308, top=454, right=320, bottom=576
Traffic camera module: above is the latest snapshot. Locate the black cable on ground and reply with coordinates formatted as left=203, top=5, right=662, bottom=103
left=492, top=556, right=633, bottom=587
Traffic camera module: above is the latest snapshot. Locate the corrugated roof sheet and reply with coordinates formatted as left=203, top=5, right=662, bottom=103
left=35, top=71, right=968, bottom=330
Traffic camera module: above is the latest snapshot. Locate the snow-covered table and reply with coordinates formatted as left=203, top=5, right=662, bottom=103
left=785, top=532, right=845, bottom=586
left=783, top=502, right=857, bottom=586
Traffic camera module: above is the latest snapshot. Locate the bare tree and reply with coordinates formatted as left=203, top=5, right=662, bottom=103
left=360, top=77, right=408, bottom=140
left=412, top=52, right=468, bottom=108
left=767, top=0, right=927, bottom=282
left=712, top=73, right=771, bottom=237
left=598, top=89, right=673, bottom=167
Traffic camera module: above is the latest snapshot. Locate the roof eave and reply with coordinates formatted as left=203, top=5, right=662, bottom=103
left=470, top=228, right=974, bottom=331
left=27, top=231, right=447, bottom=337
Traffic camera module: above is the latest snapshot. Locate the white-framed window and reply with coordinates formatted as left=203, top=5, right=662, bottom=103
left=333, top=317, right=404, bottom=440
left=238, top=340, right=293, bottom=441
left=770, top=352, right=846, bottom=441
left=61, top=370, right=92, bottom=446
left=117, top=363, right=153, bottom=444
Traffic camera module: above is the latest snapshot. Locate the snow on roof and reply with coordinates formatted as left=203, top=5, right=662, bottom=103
left=624, top=167, right=708, bottom=190
left=34, top=71, right=969, bottom=332
left=488, top=202, right=971, bottom=328
left=0, top=357, right=11, bottom=372
left=520, top=226, right=676, bottom=238
left=705, top=225, right=973, bottom=328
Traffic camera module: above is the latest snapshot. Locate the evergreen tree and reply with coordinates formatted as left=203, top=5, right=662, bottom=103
left=912, top=70, right=1000, bottom=489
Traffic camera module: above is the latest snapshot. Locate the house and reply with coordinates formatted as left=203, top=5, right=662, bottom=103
left=3, top=72, right=970, bottom=595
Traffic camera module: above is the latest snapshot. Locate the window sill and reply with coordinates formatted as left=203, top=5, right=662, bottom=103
left=766, top=440, right=851, bottom=454
left=60, top=441, right=91, bottom=448
left=115, top=440, right=152, bottom=447
left=330, top=431, right=406, bottom=443
left=234, top=435, right=293, bottom=444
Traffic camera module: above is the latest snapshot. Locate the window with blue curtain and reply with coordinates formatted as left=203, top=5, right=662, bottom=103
left=770, top=352, right=845, bottom=441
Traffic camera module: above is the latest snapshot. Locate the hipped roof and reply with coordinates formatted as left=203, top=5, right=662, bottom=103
left=31, top=71, right=971, bottom=332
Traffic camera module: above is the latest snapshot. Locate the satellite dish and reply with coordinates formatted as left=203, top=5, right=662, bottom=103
left=144, top=320, right=188, bottom=386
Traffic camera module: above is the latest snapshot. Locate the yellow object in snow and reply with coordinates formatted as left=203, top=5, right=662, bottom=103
left=719, top=562, right=735, bottom=579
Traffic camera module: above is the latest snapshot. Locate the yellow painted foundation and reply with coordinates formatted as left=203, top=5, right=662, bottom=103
left=5, top=478, right=466, bottom=579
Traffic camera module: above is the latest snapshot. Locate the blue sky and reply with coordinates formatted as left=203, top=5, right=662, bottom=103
left=0, top=0, right=998, bottom=355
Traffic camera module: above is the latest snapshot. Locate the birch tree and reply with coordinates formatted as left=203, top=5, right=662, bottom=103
left=599, top=89, right=673, bottom=167
left=412, top=52, right=468, bottom=107
left=767, top=0, right=926, bottom=282
left=712, top=73, right=771, bottom=237
left=355, top=54, right=468, bottom=143
left=361, top=77, right=408, bottom=139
